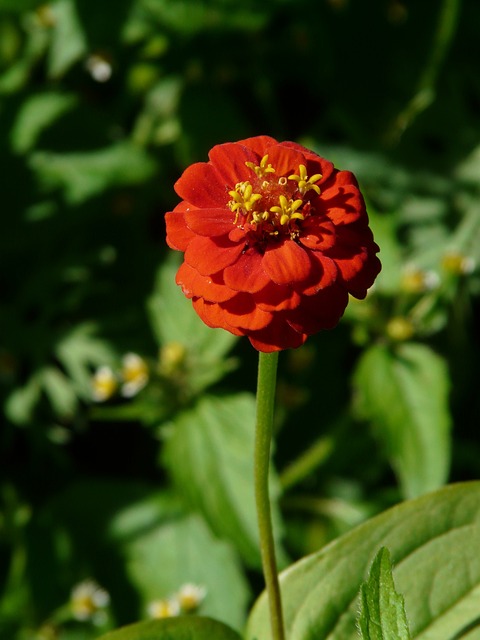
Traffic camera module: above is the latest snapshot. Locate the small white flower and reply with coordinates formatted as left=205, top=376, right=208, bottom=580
left=177, top=583, right=207, bottom=612
left=401, top=265, right=440, bottom=293
left=147, top=597, right=181, bottom=619
left=120, top=352, right=149, bottom=397
left=70, top=579, right=110, bottom=622
left=442, top=252, right=476, bottom=275
left=91, top=366, right=117, bottom=402
left=85, top=54, right=113, bottom=82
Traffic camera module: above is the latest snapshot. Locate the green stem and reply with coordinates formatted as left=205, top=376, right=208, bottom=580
left=254, top=351, right=285, bottom=640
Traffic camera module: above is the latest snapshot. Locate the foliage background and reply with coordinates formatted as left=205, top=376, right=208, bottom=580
left=1, top=0, right=479, bottom=638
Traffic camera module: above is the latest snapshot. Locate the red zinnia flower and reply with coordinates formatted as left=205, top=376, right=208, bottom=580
left=165, top=135, right=381, bottom=352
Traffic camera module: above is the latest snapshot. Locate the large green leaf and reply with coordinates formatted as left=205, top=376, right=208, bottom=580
left=358, top=547, right=411, bottom=640
left=115, top=495, right=250, bottom=630
left=163, top=393, right=277, bottom=567
left=98, top=616, right=241, bottom=640
left=246, top=482, right=480, bottom=640
left=353, top=342, right=451, bottom=498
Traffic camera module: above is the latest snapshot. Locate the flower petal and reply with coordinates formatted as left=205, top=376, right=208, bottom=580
left=176, top=262, right=236, bottom=303
left=192, top=298, right=245, bottom=335
left=184, top=208, right=235, bottom=237
left=322, top=181, right=365, bottom=226
left=335, top=221, right=375, bottom=247
left=248, top=315, right=307, bottom=352
left=295, top=253, right=338, bottom=295
left=208, top=142, right=259, bottom=187
left=262, top=144, right=306, bottom=177
left=328, top=245, right=367, bottom=283
left=287, top=286, right=349, bottom=334
left=253, top=281, right=301, bottom=311
left=185, top=235, right=244, bottom=276
left=325, top=220, right=381, bottom=288
left=337, top=250, right=381, bottom=299
left=175, top=162, right=228, bottom=208
left=262, top=240, right=312, bottom=285
left=299, top=217, right=336, bottom=251
left=236, top=135, right=278, bottom=155
left=165, top=208, right=196, bottom=251
left=223, top=248, right=271, bottom=293
left=281, top=141, right=335, bottom=185
left=221, top=294, right=273, bottom=330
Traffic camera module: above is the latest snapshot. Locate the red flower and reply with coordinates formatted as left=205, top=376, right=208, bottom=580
left=165, top=135, right=381, bottom=352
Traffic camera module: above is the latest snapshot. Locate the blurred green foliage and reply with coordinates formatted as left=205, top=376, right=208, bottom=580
left=1, top=0, right=479, bottom=637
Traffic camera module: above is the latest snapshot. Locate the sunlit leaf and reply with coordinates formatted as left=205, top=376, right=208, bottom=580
left=10, top=91, right=77, bottom=153
left=353, top=342, right=451, bottom=498
left=247, top=482, right=480, bottom=640
left=47, top=0, right=87, bottom=78
left=163, top=393, right=260, bottom=565
left=163, top=393, right=283, bottom=568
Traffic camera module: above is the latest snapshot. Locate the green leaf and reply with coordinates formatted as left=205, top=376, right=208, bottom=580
left=29, top=142, right=156, bottom=204
left=163, top=393, right=274, bottom=567
left=136, top=0, right=267, bottom=36
left=4, top=371, right=42, bottom=425
left=40, top=365, right=78, bottom=418
left=10, top=91, right=77, bottom=153
left=36, top=482, right=250, bottom=630
left=364, top=206, right=403, bottom=295
left=0, top=17, right=50, bottom=94
left=115, top=497, right=250, bottom=630
left=47, top=0, right=87, bottom=78
left=358, top=547, right=411, bottom=640
left=353, top=342, right=451, bottom=498
left=55, top=323, right=117, bottom=398
left=98, top=616, right=242, bottom=640
left=246, top=481, right=480, bottom=640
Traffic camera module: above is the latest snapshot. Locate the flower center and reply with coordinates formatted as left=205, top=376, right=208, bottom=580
left=227, top=155, right=322, bottom=243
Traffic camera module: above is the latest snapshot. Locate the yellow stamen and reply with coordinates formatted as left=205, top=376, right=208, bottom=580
left=245, top=154, right=275, bottom=178
left=269, top=195, right=304, bottom=225
left=288, top=164, right=322, bottom=195
left=228, top=181, right=262, bottom=213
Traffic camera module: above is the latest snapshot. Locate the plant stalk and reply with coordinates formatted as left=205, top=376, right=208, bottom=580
left=254, top=350, right=285, bottom=640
